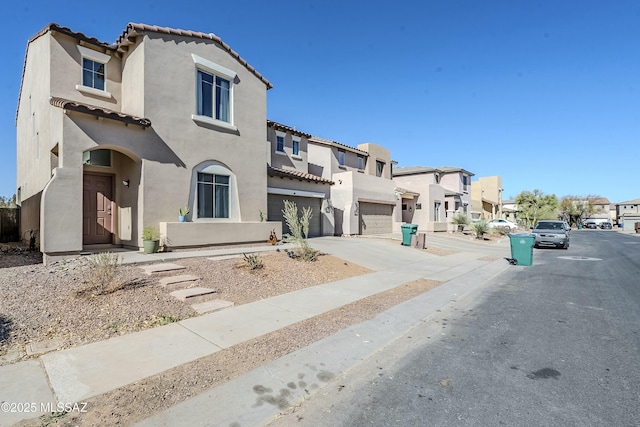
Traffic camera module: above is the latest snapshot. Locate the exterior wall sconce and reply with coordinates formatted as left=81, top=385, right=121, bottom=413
left=324, top=199, right=334, bottom=213
left=122, top=179, right=130, bottom=187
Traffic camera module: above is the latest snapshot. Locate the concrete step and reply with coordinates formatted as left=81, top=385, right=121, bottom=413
left=157, top=275, right=200, bottom=291
left=190, top=299, right=235, bottom=314
left=170, top=287, right=217, bottom=304
left=140, top=263, right=186, bottom=275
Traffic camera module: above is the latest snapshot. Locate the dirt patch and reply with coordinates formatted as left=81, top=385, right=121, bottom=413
left=14, top=278, right=441, bottom=427
left=0, top=250, right=370, bottom=365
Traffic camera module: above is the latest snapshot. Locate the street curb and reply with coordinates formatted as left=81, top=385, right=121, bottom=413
left=135, top=259, right=510, bottom=427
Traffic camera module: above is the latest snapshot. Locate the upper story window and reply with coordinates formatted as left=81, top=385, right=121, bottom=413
left=376, top=160, right=384, bottom=177
left=197, top=70, right=230, bottom=122
left=338, top=149, right=345, bottom=166
left=462, top=175, right=469, bottom=192
left=434, top=173, right=440, bottom=184
left=83, top=58, right=105, bottom=90
left=76, top=45, right=112, bottom=98
left=292, top=137, right=300, bottom=156
left=275, top=130, right=286, bottom=154
left=191, top=54, right=237, bottom=131
left=357, top=155, right=365, bottom=170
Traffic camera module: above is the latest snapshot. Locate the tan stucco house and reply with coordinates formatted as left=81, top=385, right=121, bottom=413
left=16, top=23, right=280, bottom=264
left=265, top=121, right=398, bottom=236
left=470, top=176, right=503, bottom=221
left=307, top=137, right=398, bottom=235
left=266, top=121, right=334, bottom=237
left=393, top=166, right=474, bottom=232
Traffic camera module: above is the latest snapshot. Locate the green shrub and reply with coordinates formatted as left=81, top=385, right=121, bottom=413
left=472, top=220, right=490, bottom=239
left=82, top=252, right=120, bottom=295
left=281, top=200, right=318, bottom=262
left=243, top=252, right=264, bottom=270
left=451, top=213, right=470, bottom=231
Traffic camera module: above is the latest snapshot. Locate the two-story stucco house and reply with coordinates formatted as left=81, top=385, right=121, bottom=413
left=265, top=121, right=399, bottom=236
left=307, top=137, right=399, bottom=235
left=393, top=166, right=474, bottom=232
left=266, top=121, right=334, bottom=237
left=470, top=176, right=503, bottom=221
left=16, top=23, right=280, bottom=264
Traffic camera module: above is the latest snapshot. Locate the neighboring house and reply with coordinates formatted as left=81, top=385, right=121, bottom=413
left=501, top=199, right=518, bottom=222
left=307, top=136, right=398, bottom=235
left=470, top=176, right=503, bottom=221
left=587, top=197, right=611, bottom=221
left=266, top=121, right=334, bottom=237
left=615, top=198, right=640, bottom=230
left=393, top=166, right=474, bottom=232
left=16, top=23, right=280, bottom=264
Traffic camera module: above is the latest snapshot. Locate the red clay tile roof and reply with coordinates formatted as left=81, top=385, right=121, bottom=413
left=50, top=97, right=152, bottom=127
left=115, top=23, right=272, bottom=89
left=267, top=166, right=334, bottom=185
left=17, top=22, right=272, bottom=123
left=267, top=121, right=312, bottom=138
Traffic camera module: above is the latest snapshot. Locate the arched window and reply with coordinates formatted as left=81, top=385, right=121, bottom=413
left=191, top=161, right=238, bottom=221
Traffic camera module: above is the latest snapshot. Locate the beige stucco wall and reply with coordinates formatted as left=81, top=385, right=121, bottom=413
left=18, top=28, right=272, bottom=259
left=137, top=33, right=269, bottom=234
left=267, top=126, right=308, bottom=171
left=393, top=174, right=448, bottom=232
left=471, top=176, right=502, bottom=219
left=357, top=143, right=391, bottom=179
left=331, top=171, right=397, bottom=235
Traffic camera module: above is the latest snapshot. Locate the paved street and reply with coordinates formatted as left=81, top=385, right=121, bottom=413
left=270, top=230, right=640, bottom=426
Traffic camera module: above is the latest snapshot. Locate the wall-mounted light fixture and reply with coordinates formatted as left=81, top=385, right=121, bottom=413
left=122, top=179, right=130, bottom=187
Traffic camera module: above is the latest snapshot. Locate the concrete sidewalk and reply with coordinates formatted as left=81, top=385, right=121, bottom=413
left=0, top=235, right=512, bottom=426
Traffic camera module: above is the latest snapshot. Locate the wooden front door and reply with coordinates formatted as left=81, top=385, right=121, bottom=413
left=83, top=173, right=114, bottom=245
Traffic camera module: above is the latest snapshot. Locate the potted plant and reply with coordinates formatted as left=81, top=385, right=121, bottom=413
left=178, top=205, right=190, bottom=222
left=142, top=226, right=160, bottom=254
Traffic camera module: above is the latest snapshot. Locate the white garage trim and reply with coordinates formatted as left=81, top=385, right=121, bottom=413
left=267, top=187, right=326, bottom=198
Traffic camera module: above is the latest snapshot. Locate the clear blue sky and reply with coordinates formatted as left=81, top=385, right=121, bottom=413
left=1, top=0, right=639, bottom=202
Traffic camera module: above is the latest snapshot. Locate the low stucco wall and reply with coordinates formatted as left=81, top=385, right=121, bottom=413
left=159, top=221, right=283, bottom=248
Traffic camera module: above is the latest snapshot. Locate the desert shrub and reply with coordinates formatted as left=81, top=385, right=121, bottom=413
left=281, top=200, right=318, bottom=262
left=242, top=252, right=264, bottom=270
left=451, top=213, right=470, bottom=231
left=82, top=252, right=120, bottom=295
left=472, top=220, right=490, bottom=239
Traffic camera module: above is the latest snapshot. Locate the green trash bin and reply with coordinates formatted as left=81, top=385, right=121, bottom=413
left=508, top=233, right=535, bottom=266
left=401, top=224, right=418, bottom=246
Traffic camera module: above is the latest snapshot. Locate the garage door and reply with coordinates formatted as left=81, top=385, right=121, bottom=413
left=359, top=202, right=393, bottom=235
left=268, top=194, right=322, bottom=237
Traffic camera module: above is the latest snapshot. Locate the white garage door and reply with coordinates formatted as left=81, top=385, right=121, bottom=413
left=359, top=202, right=393, bottom=235
left=268, top=194, right=322, bottom=237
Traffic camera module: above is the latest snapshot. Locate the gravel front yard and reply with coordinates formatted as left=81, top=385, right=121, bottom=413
left=1, top=241, right=451, bottom=426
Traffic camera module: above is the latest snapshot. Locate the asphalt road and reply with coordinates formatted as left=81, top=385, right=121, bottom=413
left=271, top=230, right=640, bottom=427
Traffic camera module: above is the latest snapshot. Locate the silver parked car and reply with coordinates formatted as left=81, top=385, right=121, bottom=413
left=531, top=220, right=570, bottom=249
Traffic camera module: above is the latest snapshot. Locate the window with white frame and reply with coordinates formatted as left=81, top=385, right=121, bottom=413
left=197, top=70, right=231, bottom=122
left=276, top=135, right=285, bottom=153
left=197, top=172, right=229, bottom=218
left=338, top=149, right=345, bottom=166
left=434, top=202, right=441, bottom=221
left=192, top=54, right=236, bottom=129
left=76, top=45, right=111, bottom=97
left=376, top=160, right=384, bottom=177
left=292, top=137, right=300, bottom=156
left=357, top=155, right=365, bottom=170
